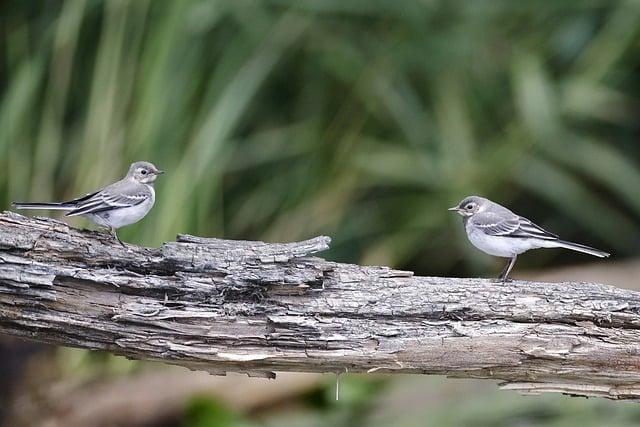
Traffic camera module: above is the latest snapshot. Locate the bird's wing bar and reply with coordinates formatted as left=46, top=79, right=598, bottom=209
left=509, top=216, right=559, bottom=240
left=470, top=212, right=520, bottom=236
left=65, top=192, right=147, bottom=217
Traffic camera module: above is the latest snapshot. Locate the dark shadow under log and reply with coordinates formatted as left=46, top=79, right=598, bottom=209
left=0, top=212, right=639, bottom=400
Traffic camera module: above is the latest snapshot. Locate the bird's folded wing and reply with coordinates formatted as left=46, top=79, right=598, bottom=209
left=65, top=191, right=148, bottom=217
left=471, top=213, right=558, bottom=240
left=511, top=216, right=558, bottom=240
left=470, top=212, right=521, bottom=236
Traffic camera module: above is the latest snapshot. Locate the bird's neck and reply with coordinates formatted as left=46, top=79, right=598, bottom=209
left=132, top=178, right=155, bottom=188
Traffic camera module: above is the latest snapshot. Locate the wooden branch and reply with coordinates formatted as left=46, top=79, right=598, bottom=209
left=1, top=212, right=639, bottom=401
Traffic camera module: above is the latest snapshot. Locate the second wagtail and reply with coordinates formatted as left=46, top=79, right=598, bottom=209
left=449, top=196, right=609, bottom=282
left=13, top=161, right=163, bottom=243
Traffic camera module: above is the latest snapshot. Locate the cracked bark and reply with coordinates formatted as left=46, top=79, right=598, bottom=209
left=1, top=212, right=639, bottom=401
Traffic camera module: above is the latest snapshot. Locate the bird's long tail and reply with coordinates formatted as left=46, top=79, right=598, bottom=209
left=12, top=201, right=72, bottom=211
left=555, top=240, right=610, bottom=258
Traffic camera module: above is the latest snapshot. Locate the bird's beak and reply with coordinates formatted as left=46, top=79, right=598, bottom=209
left=155, top=170, right=165, bottom=175
left=448, top=206, right=461, bottom=212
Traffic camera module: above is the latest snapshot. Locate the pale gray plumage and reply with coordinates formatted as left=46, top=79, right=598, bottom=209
left=449, top=196, right=609, bottom=282
left=13, top=161, right=163, bottom=243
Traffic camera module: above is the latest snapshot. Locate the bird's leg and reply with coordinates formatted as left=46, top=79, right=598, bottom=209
left=109, top=227, right=125, bottom=247
left=497, top=256, right=517, bottom=283
left=497, top=260, right=510, bottom=280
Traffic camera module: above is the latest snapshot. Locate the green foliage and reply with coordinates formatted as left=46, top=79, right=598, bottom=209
left=183, top=396, right=243, bottom=427
left=182, top=375, right=388, bottom=427
left=56, top=347, right=152, bottom=382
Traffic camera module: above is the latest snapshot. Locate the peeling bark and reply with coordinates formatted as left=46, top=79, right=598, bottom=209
left=1, top=212, right=640, bottom=400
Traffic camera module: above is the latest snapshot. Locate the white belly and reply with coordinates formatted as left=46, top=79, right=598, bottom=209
left=87, top=189, right=155, bottom=229
left=466, top=225, right=541, bottom=258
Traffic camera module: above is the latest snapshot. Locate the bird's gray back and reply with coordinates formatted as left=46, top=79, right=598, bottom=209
left=66, top=178, right=153, bottom=217
left=481, top=199, right=517, bottom=218
left=101, top=178, right=153, bottom=199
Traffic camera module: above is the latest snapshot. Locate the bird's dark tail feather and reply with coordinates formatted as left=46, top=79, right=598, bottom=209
left=12, top=201, right=72, bottom=211
left=555, top=240, right=610, bottom=258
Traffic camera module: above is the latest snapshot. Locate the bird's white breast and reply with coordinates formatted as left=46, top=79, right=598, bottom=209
left=465, top=222, right=540, bottom=258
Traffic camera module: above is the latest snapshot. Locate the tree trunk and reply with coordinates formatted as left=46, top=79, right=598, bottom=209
left=1, top=212, right=639, bottom=400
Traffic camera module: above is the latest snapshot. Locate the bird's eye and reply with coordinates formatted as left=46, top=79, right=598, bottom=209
left=140, top=170, right=148, bottom=175
left=466, top=204, right=474, bottom=210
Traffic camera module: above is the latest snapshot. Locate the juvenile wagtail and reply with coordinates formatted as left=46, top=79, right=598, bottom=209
left=449, top=196, right=610, bottom=282
left=13, top=161, right=163, bottom=243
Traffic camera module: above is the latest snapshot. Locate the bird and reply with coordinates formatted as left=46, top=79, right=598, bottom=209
left=449, top=196, right=609, bottom=282
left=13, top=161, right=163, bottom=244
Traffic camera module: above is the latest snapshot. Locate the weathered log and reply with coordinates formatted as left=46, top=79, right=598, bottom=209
left=0, top=211, right=639, bottom=400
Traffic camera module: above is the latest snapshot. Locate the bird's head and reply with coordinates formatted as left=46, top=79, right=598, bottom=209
left=127, top=161, right=164, bottom=184
left=448, top=196, right=487, bottom=217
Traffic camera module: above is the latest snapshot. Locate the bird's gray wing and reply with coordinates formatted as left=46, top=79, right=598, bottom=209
left=65, top=180, right=150, bottom=217
left=470, top=212, right=521, bottom=236
left=471, top=212, right=559, bottom=241
left=510, top=216, right=559, bottom=240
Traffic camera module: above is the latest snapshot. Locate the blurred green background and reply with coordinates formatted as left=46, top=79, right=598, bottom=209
left=2, top=0, right=640, bottom=426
